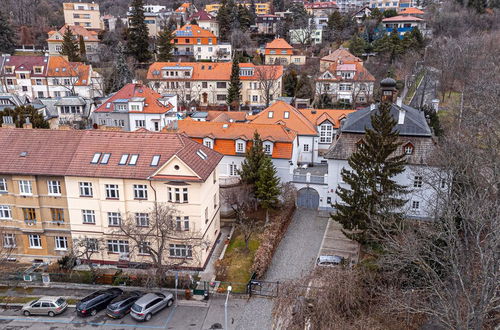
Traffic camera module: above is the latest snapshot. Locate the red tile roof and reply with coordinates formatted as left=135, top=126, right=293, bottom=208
left=318, top=62, right=375, bottom=82
left=174, top=24, right=216, bottom=43
left=206, top=111, right=248, bottom=122
left=95, top=83, right=174, bottom=114
left=400, top=7, right=424, bottom=15
left=304, top=2, right=338, bottom=9
left=48, top=25, right=99, bottom=42
left=321, top=47, right=362, bottom=64
left=0, top=55, right=49, bottom=77
left=250, top=101, right=318, bottom=135
left=299, top=109, right=357, bottom=127
left=188, top=10, right=214, bottom=21
left=0, top=128, right=222, bottom=181
left=382, top=15, right=423, bottom=22
left=265, top=38, right=293, bottom=50
left=47, top=56, right=92, bottom=86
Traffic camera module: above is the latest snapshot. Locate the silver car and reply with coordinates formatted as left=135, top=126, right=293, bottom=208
left=130, top=292, right=174, bottom=321
left=22, top=296, right=68, bottom=317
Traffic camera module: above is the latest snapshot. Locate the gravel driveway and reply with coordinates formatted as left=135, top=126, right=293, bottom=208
left=264, top=209, right=328, bottom=281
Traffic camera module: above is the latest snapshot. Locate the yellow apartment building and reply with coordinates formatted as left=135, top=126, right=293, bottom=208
left=63, top=2, right=102, bottom=30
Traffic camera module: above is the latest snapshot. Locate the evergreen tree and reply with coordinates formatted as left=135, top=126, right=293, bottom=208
left=369, top=8, right=383, bottom=22
left=289, top=2, right=309, bottom=29
left=316, top=93, right=334, bottom=109
left=255, top=156, right=281, bottom=224
left=402, top=27, right=425, bottom=51
left=105, top=43, right=133, bottom=94
left=273, top=0, right=285, bottom=12
left=249, top=0, right=257, bottom=23
left=60, top=26, right=80, bottom=62
left=227, top=57, right=242, bottom=109
left=374, top=29, right=404, bottom=63
left=283, top=69, right=298, bottom=97
left=78, top=35, right=87, bottom=62
left=239, top=131, right=266, bottom=185
left=217, top=0, right=232, bottom=41
left=349, top=34, right=368, bottom=57
left=0, top=105, right=49, bottom=128
left=420, top=105, right=443, bottom=137
left=332, top=101, right=408, bottom=243
left=238, top=5, right=253, bottom=31
left=0, top=10, right=15, bottom=54
left=157, top=28, right=175, bottom=61
left=295, top=73, right=313, bottom=99
left=383, top=9, right=398, bottom=18
left=127, top=0, right=152, bottom=63
left=467, top=0, right=487, bottom=13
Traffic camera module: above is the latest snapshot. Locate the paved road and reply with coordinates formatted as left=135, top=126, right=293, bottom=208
left=265, top=209, right=328, bottom=281
left=317, top=215, right=359, bottom=264
left=410, top=68, right=440, bottom=109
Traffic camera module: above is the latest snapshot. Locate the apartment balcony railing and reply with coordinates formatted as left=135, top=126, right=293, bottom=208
left=292, top=173, right=328, bottom=185
left=174, top=51, right=194, bottom=56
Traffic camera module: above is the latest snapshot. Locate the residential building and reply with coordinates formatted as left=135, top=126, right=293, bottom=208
left=290, top=28, right=323, bottom=45
left=147, top=62, right=283, bottom=108
left=305, top=2, right=339, bottom=18
left=101, top=15, right=118, bottom=31
left=352, top=6, right=373, bottom=24
left=204, top=3, right=222, bottom=16
left=173, top=24, right=231, bottom=61
left=336, top=0, right=370, bottom=13
left=369, top=0, right=400, bottom=11
left=398, top=0, right=422, bottom=10
left=92, top=83, right=177, bottom=132
left=264, top=38, right=306, bottom=66
left=63, top=2, right=102, bottom=30
left=127, top=5, right=173, bottom=37
left=0, top=128, right=223, bottom=268
left=0, top=55, right=103, bottom=100
left=204, top=2, right=271, bottom=15
left=255, top=15, right=282, bottom=34
left=382, top=15, right=425, bottom=36
left=174, top=2, right=197, bottom=20
left=173, top=120, right=298, bottom=185
left=0, top=93, right=29, bottom=111
left=188, top=10, right=219, bottom=37
left=47, top=25, right=100, bottom=62
left=320, top=47, right=363, bottom=71
left=322, top=78, right=442, bottom=216
left=399, top=7, right=424, bottom=16
left=34, top=96, right=95, bottom=128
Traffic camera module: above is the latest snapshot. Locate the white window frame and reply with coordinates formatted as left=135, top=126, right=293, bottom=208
left=135, top=213, right=149, bottom=227
left=319, top=123, right=333, bottom=144
left=82, top=209, right=96, bottom=224
left=169, top=244, right=192, bottom=258
left=47, top=180, right=61, bottom=196
left=412, top=200, right=420, bottom=210
left=29, top=234, right=42, bottom=248
left=135, top=120, right=146, bottom=128
left=79, top=182, right=93, bottom=197
left=19, top=180, right=32, bottom=195
left=107, top=240, right=129, bottom=253
left=303, top=144, right=310, bottom=152
left=203, top=138, right=213, bottom=149
left=133, top=184, right=148, bottom=199
left=0, top=178, right=7, bottom=192
left=54, top=236, right=68, bottom=250
left=229, top=163, right=238, bottom=176
left=0, top=205, right=12, bottom=219
left=3, top=233, right=15, bottom=248
left=138, top=241, right=151, bottom=254
left=107, top=212, right=121, bottom=226
left=236, top=140, right=245, bottom=153
left=105, top=184, right=119, bottom=199
left=176, top=216, right=190, bottom=231
left=413, top=176, right=423, bottom=188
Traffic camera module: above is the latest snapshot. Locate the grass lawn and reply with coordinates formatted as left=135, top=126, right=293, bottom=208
left=219, top=230, right=261, bottom=293
left=0, top=296, right=38, bottom=304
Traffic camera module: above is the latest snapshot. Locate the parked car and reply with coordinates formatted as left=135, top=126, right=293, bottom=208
left=106, top=291, right=143, bottom=319
left=75, top=288, right=123, bottom=317
left=22, top=296, right=68, bottom=317
left=316, top=255, right=345, bottom=267
left=130, top=292, right=174, bottom=321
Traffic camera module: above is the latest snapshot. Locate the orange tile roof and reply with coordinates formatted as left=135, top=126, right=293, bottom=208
left=321, top=47, right=362, bottom=64
left=173, top=120, right=296, bottom=159
left=206, top=111, right=248, bottom=122
left=400, top=7, right=424, bottom=15
left=48, top=24, right=99, bottom=42
left=175, top=3, right=191, bottom=12
left=382, top=15, right=423, bottom=22
left=250, top=101, right=318, bottom=135
left=47, top=56, right=91, bottom=86
left=174, top=24, right=216, bottom=42
left=94, top=83, right=174, bottom=114
left=265, top=38, right=293, bottom=50
left=319, top=62, right=375, bottom=82
left=147, top=62, right=283, bottom=81
left=299, top=109, right=357, bottom=127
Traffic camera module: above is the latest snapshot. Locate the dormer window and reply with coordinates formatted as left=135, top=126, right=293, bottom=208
left=284, top=111, right=289, bottom=119
left=236, top=140, right=246, bottom=153
left=203, top=138, right=214, bottom=149
left=403, top=143, right=414, bottom=155
left=115, top=104, right=127, bottom=111
left=268, top=111, right=274, bottom=118
left=263, top=142, right=273, bottom=155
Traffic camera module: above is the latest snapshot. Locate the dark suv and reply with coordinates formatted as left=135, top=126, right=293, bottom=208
left=106, top=291, right=143, bottom=319
left=76, top=288, right=123, bottom=317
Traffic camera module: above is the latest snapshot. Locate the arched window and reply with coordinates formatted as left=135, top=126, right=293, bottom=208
left=403, top=143, right=414, bottom=155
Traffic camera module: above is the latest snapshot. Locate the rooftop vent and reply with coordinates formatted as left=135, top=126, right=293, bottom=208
left=222, top=124, right=228, bottom=128
left=197, top=150, right=208, bottom=160
left=19, top=151, right=28, bottom=157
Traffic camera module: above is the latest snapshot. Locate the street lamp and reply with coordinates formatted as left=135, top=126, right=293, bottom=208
left=224, top=285, right=232, bottom=330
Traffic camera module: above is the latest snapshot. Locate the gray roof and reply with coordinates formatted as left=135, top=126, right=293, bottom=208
left=54, top=96, right=87, bottom=106
left=0, top=93, right=29, bottom=110
left=341, top=103, right=432, bottom=137
left=191, top=111, right=208, bottom=118
left=34, top=97, right=94, bottom=119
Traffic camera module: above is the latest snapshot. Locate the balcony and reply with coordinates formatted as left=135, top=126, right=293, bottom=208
left=292, top=164, right=328, bottom=185
left=174, top=51, right=194, bottom=56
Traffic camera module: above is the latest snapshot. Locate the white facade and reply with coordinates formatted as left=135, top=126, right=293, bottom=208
left=197, top=21, right=220, bottom=37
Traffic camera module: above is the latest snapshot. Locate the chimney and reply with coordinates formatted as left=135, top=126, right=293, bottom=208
left=398, top=107, right=406, bottom=125
left=1, top=116, right=15, bottom=128
left=380, top=77, right=397, bottom=103
left=23, top=117, right=32, bottom=129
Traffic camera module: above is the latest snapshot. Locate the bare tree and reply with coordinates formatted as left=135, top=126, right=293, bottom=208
left=70, top=236, right=105, bottom=280
left=112, top=203, right=209, bottom=284
left=255, top=65, right=282, bottom=107
left=0, top=228, right=16, bottom=261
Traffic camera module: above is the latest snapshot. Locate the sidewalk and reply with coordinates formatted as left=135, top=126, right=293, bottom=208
left=199, top=226, right=231, bottom=282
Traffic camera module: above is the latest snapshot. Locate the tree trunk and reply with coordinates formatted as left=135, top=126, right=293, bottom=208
left=265, top=208, right=269, bottom=225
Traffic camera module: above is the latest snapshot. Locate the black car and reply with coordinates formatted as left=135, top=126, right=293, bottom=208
left=76, top=288, right=123, bottom=317
left=106, top=291, right=143, bottom=319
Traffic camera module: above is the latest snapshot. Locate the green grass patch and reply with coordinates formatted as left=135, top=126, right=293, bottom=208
left=14, top=287, right=34, bottom=294
left=0, top=296, right=38, bottom=304
left=66, top=298, right=78, bottom=305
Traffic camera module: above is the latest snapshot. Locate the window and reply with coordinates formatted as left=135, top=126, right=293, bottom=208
left=3, top=233, right=15, bottom=248
left=47, top=180, right=61, bottom=195
left=51, top=208, right=64, bottom=222
left=229, top=163, right=238, bottom=176
left=216, top=82, right=226, bottom=88
left=91, top=153, right=101, bottom=164
left=404, top=144, right=414, bottom=155
left=6, top=79, right=13, bottom=85
left=19, top=180, right=32, bottom=195
left=138, top=242, right=151, bottom=254
left=0, top=178, right=6, bottom=192
left=169, top=244, right=192, bottom=258
left=85, top=238, right=99, bottom=251
left=105, top=184, right=119, bottom=199
left=135, top=213, right=149, bottom=227
left=29, top=234, right=41, bottom=248
left=268, top=111, right=274, bottom=118
left=284, top=111, right=289, bottom=119
left=413, top=176, right=423, bottom=188
left=133, top=184, right=148, bottom=199
left=108, top=212, right=121, bottom=226
left=23, top=208, right=36, bottom=221
left=107, top=240, right=129, bottom=253
left=101, top=153, right=111, bottom=164
left=129, top=154, right=139, bottom=165
left=55, top=236, right=68, bottom=250
left=202, top=82, right=208, bottom=88
left=252, top=95, right=258, bottom=102
left=264, top=144, right=272, bottom=154
left=119, top=154, right=129, bottom=165
left=216, top=94, right=226, bottom=101
left=176, top=216, right=189, bottom=231
left=151, top=155, right=161, bottom=166
left=183, top=188, right=188, bottom=203
left=79, top=182, right=93, bottom=197
left=203, top=139, right=213, bottom=149
left=0, top=205, right=12, bottom=219
left=82, top=210, right=96, bottom=224
left=21, top=86, right=28, bottom=92
left=115, top=104, right=127, bottom=111
left=440, top=179, right=446, bottom=189
left=303, top=144, right=310, bottom=152
left=412, top=201, right=420, bottom=209
left=319, top=124, right=333, bottom=143
left=236, top=142, right=245, bottom=153
left=214, top=194, right=217, bottom=209
left=169, top=187, right=188, bottom=203
left=19, top=73, right=26, bottom=79
left=135, top=120, right=146, bottom=127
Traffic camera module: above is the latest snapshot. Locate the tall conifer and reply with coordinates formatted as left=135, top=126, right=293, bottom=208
left=127, top=0, right=152, bottom=63
left=227, top=57, right=241, bottom=109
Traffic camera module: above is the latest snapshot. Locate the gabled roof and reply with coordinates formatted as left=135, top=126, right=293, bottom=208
left=174, top=24, right=216, bottom=41
left=265, top=38, right=293, bottom=49
left=206, top=111, right=248, bottom=122
left=382, top=15, right=423, bottom=22
left=318, top=62, right=375, bottom=82
left=400, top=7, right=424, bottom=15
left=175, top=2, right=192, bottom=13
left=0, top=55, right=49, bottom=77
left=0, top=128, right=222, bottom=181
left=250, top=101, right=318, bottom=135
left=46, top=56, right=91, bottom=86
left=321, top=47, right=362, bottom=64
left=188, top=10, right=214, bottom=21
left=48, top=25, right=99, bottom=42
left=94, top=83, right=174, bottom=114
left=299, top=108, right=357, bottom=127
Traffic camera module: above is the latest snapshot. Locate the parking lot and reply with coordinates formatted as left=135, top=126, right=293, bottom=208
left=317, top=212, right=360, bottom=264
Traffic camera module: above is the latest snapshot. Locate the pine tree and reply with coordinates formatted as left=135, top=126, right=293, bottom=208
left=78, top=35, right=87, bottom=62
left=157, top=28, right=175, bottom=61
left=283, top=69, right=298, bottom=97
left=332, top=101, right=408, bottom=243
left=349, top=34, right=367, bottom=57
left=255, top=156, right=281, bottom=224
left=239, top=131, right=266, bottom=185
left=0, top=10, right=15, bottom=54
left=249, top=0, right=257, bottom=24
left=227, top=57, right=242, bottom=109
left=238, top=5, right=253, bottom=31
left=403, top=27, right=425, bottom=51
left=105, top=43, right=133, bottom=94
left=374, top=29, right=404, bottom=63
left=0, top=105, right=49, bottom=128
left=60, top=26, right=80, bottom=62
left=217, top=0, right=232, bottom=41
left=127, top=0, right=152, bottom=63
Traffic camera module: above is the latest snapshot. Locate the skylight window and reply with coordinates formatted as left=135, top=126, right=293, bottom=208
left=129, top=154, right=139, bottom=165
left=101, top=153, right=111, bottom=164
left=91, top=153, right=101, bottom=164
left=151, top=155, right=161, bottom=166
left=197, top=150, right=208, bottom=160
left=119, top=154, right=129, bottom=165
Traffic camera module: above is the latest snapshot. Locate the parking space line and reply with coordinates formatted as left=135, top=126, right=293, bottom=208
left=0, top=316, right=167, bottom=328
left=162, top=305, right=176, bottom=328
